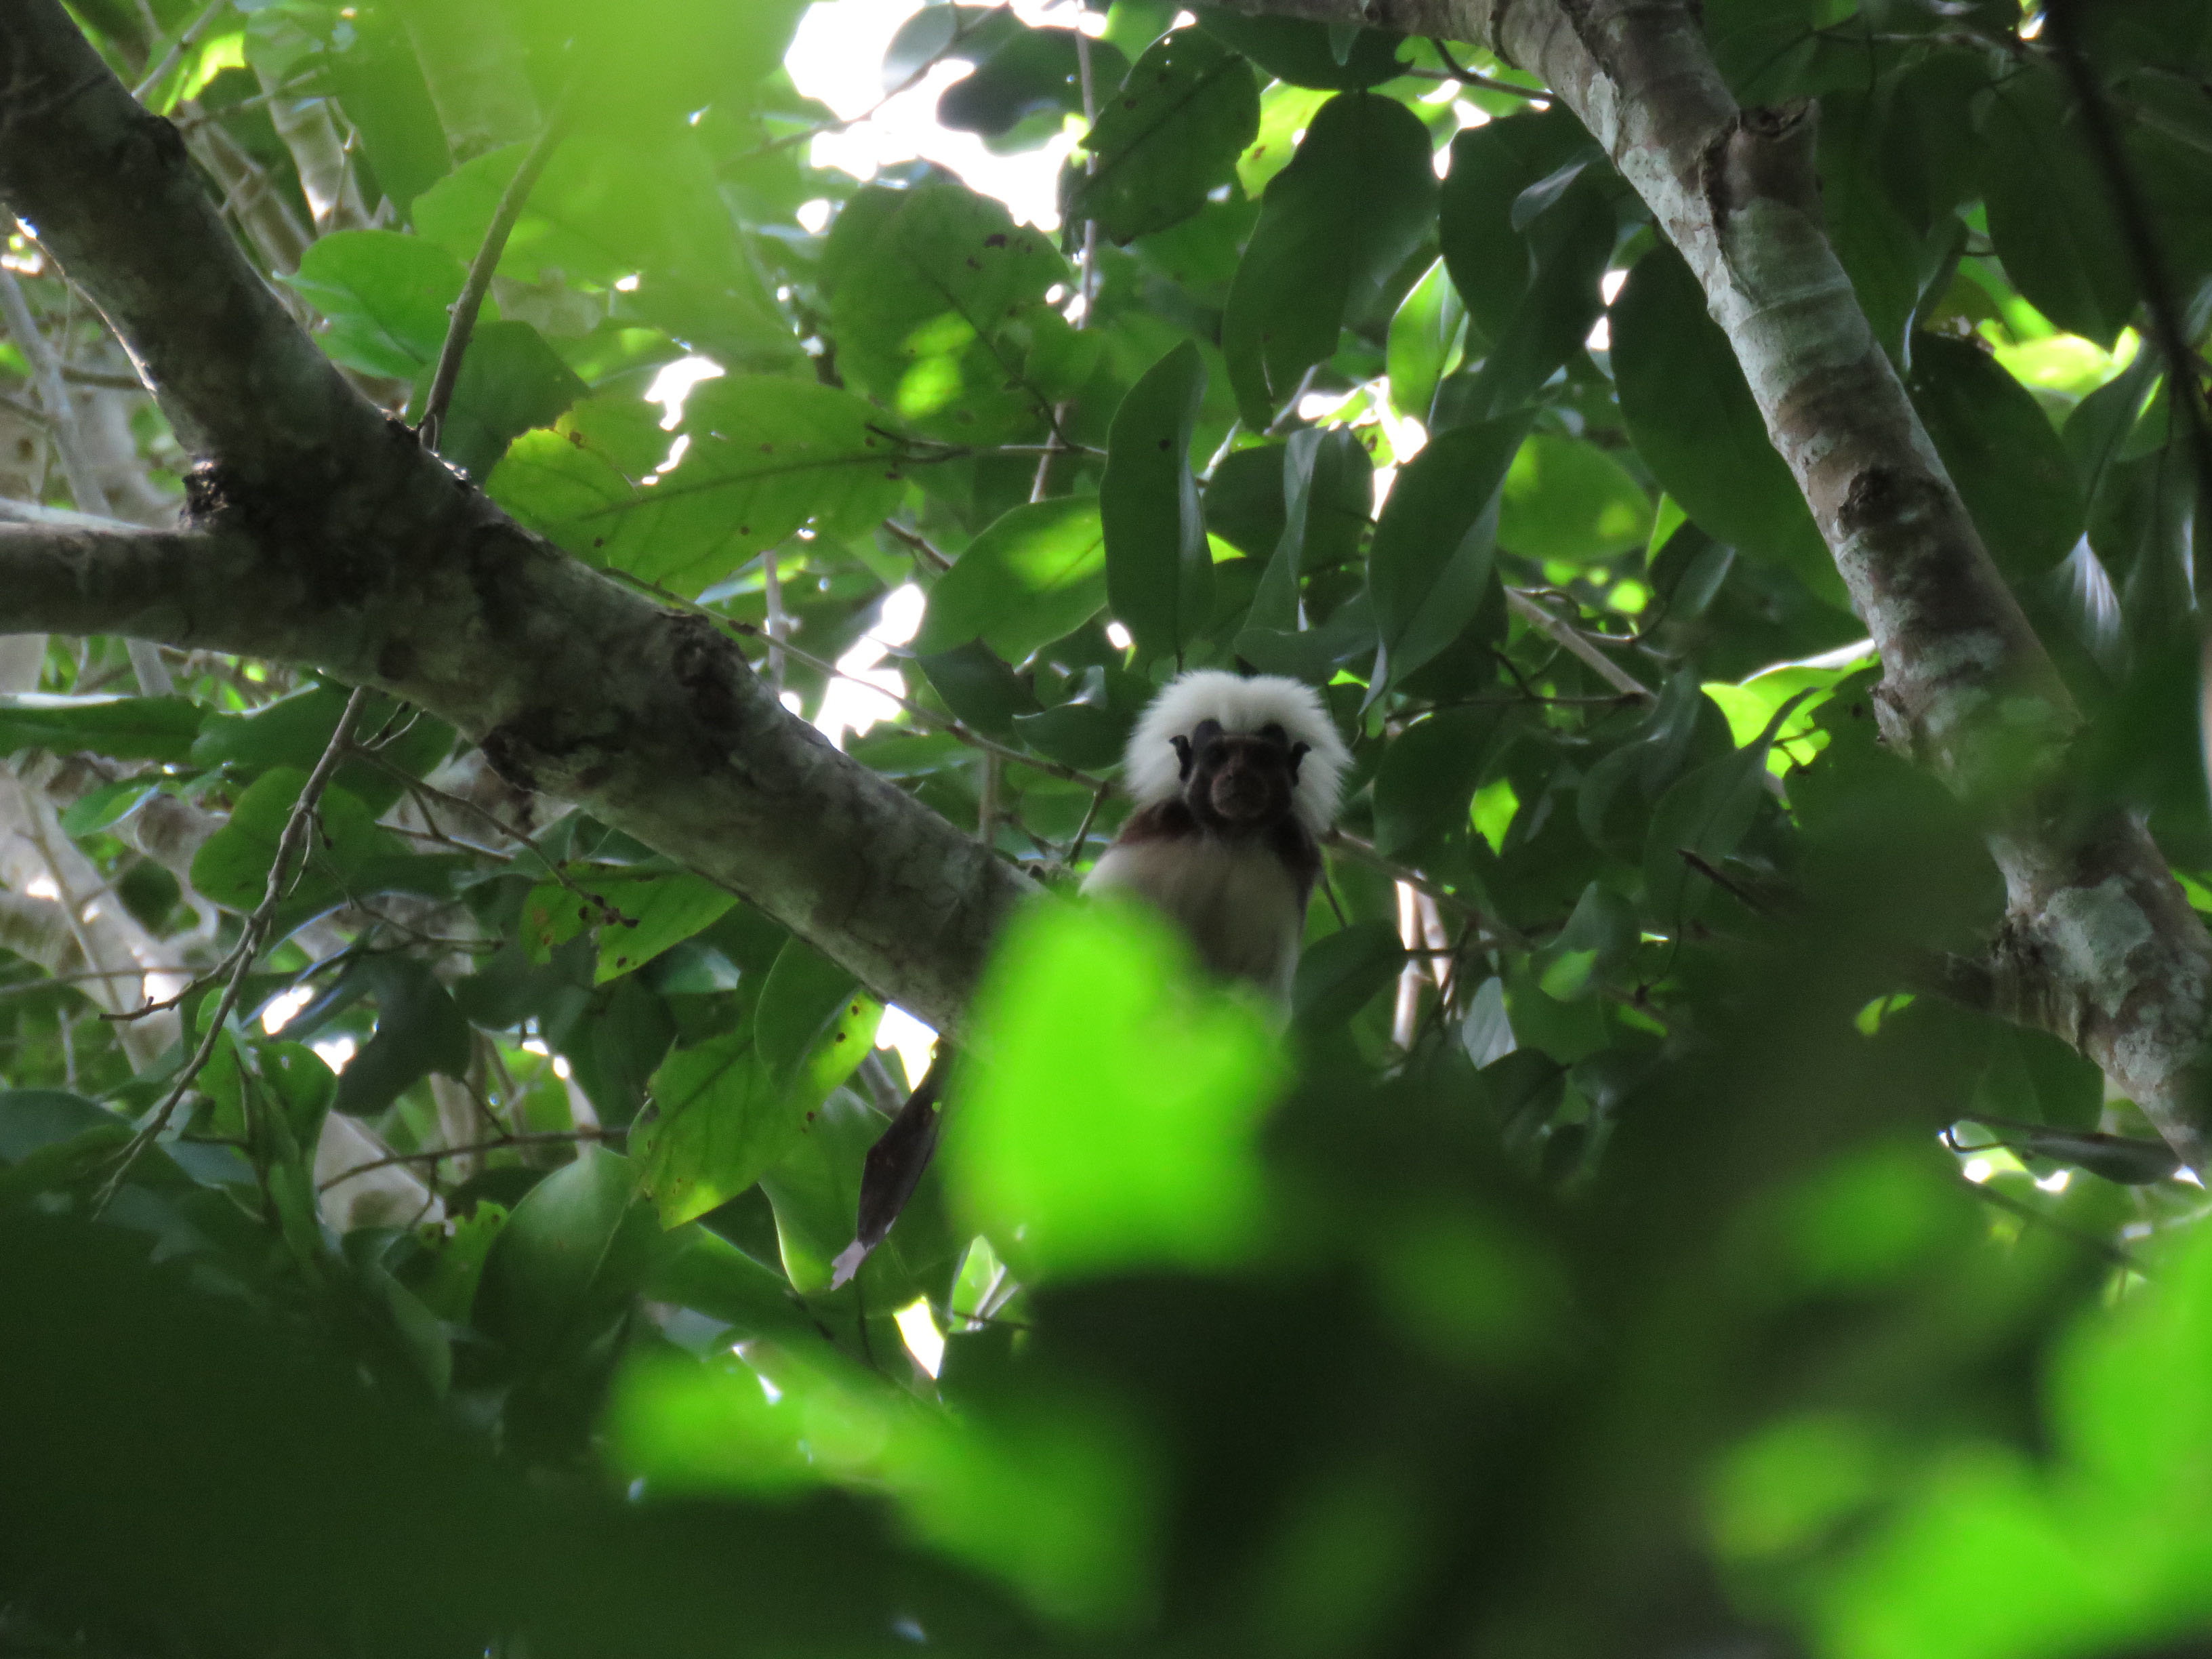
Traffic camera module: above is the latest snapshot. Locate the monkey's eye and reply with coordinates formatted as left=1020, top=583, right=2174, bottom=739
left=1257, top=721, right=1288, bottom=745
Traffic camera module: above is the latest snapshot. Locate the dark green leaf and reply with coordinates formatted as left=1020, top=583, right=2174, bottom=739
left=1194, top=8, right=1408, bottom=89
left=0, top=693, right=200, bottom=764
left=1905, top=333, right=2085, bottom=581
left=1980, top=66, right=2137, bottom=346
left=754, top=939, right=862, bottom=1089
left=1496, top=434, right=1654, bottom=563
left=1103, top=341, right=1212, bottom=665
left=1439, top=109, right=1597, bottom=347
left=1367, top=417, right=1527, bottom=696
left=821, top=179, right=1071, bottom=442
left=426, top=320, right=587, bottom=481
left=1072, top=28, right=1260, bottom=243
left=1612, top=247, right=1839, bottom=603
left=1222, top=92, right=1438, bottom=427
left=333, top=958, right=473, bottom=1118
left=915, top=497, right=1109, bottom=663
left=1292, top=920, right=1404, bottom=1029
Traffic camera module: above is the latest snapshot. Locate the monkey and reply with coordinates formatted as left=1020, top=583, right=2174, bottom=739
left=832, top=670, right=1349, bottom=1287
left=1081, top=668, right=1351, bottom=1005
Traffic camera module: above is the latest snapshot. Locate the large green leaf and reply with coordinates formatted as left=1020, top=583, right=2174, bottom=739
left=1496, top=434, right=1654, bottom=564
left=1387, top=256, right=1465, bottom=424
left=1102, top=341, right=1211, bottom=666
left=1905, top=333, right=2085, bottom=581
left=0, top=694, right=201, bottom=764
left=946, top=901, right=1287, bottom=1282
left=285, top=229, right=467, bottom=378
left=1438, top=108, right=1597, bottom=347
left=1818, top=89, right=1923, bottom=359
left=1194, top=8, right=1408, bottom=89
left=915, top=497, right=1109, bottom=663
left=427, top=319, right=586, bottom=481
left=821, top=178, right=1073, bottom=442
left=474, top=1146, right=664, bottom=1364
left=1980, top=65, right=2137, bottom=347
left=1611, top=247, right=1838, bottom=601
left=1071, top=28, right=1260, bottom=245
left=1449, top=163, right=1615, bottom=420
left=1367, top=418, right=1527, bottom=696
left=413, top=131, right=793, bottom=362
left=488, top=379, right=905, bottom=592
left=1221, top=92, right=1438, bottom=428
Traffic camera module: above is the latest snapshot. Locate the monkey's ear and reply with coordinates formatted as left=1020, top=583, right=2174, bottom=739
left=1171, top=734, right=1194, bottom=778
left=1287, top=741, right=1309, bottom=781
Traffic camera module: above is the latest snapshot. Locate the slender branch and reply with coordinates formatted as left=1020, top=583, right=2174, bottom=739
left=1425, top=38, right=1547, bottom=100
left=0, top=270, right=110, bottom=517
left=319, top=1125, right=619, bottom=1191
left=1504, top=588, right=1654, bottom=701
left=129, top=0, right=228, bottom=105
left=880, top=518, right=954, bottom=572
left=418, top=108, right=568, bottom=452
left=94, top=687, right=371, bottom=1209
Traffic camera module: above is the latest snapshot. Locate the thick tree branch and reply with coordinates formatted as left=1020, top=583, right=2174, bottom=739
left=0, top=3, right=1031, bottom=1033
left=1218, top=0, right=2212, bottom=1160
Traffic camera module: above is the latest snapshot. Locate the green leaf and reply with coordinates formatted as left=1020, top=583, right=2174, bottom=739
left=1818, top=90, right=1923, bottom=359
left=1386, top=256, right=1465, bottom=424
left=1290, top=919, right=1405, bottom=1029
left=1980, top=66, right=2137, bottom=347
left=520, top=869, right=740, bottom=985
left=1612, top=247, right=1839, bottom=602
left=333, top=956, right=473, bottom=1118
left=285, top=229, right=468, bottom=378
left=947, top=901, right=1288, bottom=1281
left=1232, top=425, right=1374, bottom=676
left=638, top=1036, right=793, bottom=1227
left=754, top=939, right=861, bottom=1089
left=938, top=25, right=1124, bottom=138
left=1071, top=28, right=1261, bottom=244
left=188, top=772, right=401, bottom=920
left=474, top=1146, right=662, bottom=1363
left=194, top=686, right=453, bottom=815
left=489, top=379, right=905, bottom=593
left=1366, top=417, right=1526, bottom=696
left=1642, top=692, right=1809, bottom=926
left=821, top=178, right=1071, bottom=441
left=1222, top=92, right=1439, bottom=428
left=510, top=0, right=806, bottom=135
left=1194, top=8, right=1408, bottom=89
left=1103, top=341, right=1211, bottom=665
left=1496, top=434, right=1654, bottom=564
left=1905, top=333, right=2085, bottom=581
left=1372, top=705, right=1506, bottom=858
left=0, top=694, right=201, bottom=763
left=1449, top=164, right=1614, bottom=420
left=915, top=497, right=1109, bottom=663
left=1438, top=108, right=1597, bottom=347
left=426, top=319, right=586, bottom=480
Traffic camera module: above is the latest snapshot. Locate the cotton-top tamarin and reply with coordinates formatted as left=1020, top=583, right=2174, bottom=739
left=1082, top=669, right=1351, bottom=1004
left=834, top=671, right=1349, bottom=1287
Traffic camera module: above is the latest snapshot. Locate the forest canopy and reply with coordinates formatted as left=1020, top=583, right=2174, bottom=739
left=3, top=0, right=2212, bottom=1654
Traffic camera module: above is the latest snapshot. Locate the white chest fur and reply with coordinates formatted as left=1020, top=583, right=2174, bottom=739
left=1082, top=837, right=1306, bottom=1005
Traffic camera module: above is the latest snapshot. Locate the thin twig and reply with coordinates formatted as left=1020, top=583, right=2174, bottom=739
left=319, top=1125, right=619, bottom=1191
left=1063, top=781, right=1111, bottom=869
left=1327, top=828, right=1524, bottom=948
left=131, top=0, right=229, bottom=104
left=1424, top=38, right=1549, bottom=99
left=881, top=518, right=954, bottom=572
left=94, top=687, right=373, bottom=1211
left=419, top=108, right=569, bottom=452
left=1504, top=588, right=1654, bottom=701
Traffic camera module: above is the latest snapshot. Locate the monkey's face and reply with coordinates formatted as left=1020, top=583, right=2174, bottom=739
left=1172, top=720, right=1309, bottom=832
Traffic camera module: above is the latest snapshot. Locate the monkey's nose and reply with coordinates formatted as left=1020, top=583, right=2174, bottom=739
left=1213, top=769, right=1269, bottom=819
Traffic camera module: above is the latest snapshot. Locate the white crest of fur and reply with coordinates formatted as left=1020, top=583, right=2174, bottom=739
left=1122, top=670, right=1349, bottom=835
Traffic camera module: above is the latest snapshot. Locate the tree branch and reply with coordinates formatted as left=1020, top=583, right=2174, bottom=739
left=0, top=2, right=1033, bottom=1035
